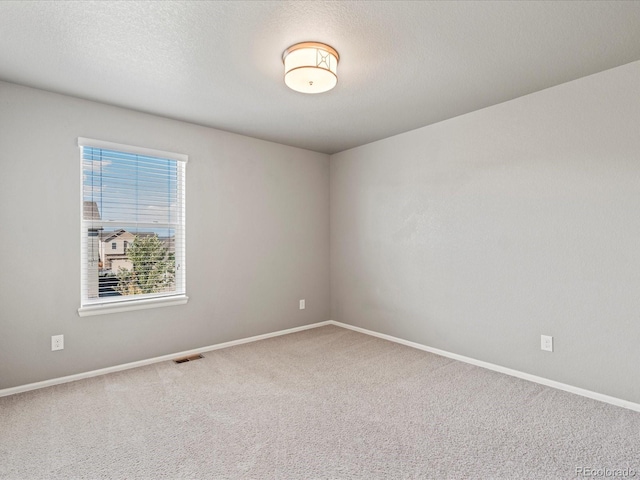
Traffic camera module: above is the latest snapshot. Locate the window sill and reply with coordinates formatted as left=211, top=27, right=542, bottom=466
left=78, top=295, right=188, bottom=317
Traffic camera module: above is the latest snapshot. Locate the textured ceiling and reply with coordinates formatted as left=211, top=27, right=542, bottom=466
left=1, top=1, right=640, bottom=154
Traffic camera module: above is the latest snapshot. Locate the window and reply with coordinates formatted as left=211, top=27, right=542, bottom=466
left=79, top=138, right=187, bottom=316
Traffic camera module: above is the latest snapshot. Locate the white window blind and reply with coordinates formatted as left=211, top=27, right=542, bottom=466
left=79, top=138, right=187, bottom=316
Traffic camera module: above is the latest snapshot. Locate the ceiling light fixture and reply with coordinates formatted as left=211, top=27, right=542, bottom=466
left=282, top=42, right=339, bottom=94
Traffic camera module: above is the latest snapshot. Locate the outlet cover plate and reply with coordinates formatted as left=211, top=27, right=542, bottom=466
left=541, top=335, right=553, bottom=352
left=52, top=334, right=64, bottom=351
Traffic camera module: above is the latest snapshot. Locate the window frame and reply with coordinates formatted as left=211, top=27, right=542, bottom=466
left=78, top=137, right=188, bottom=317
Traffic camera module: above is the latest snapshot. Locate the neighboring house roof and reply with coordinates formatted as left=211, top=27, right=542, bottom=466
left=99, top=229, right=168, bottom=243
left=100, top=229, right=130, bottom=242
left=83, top=201, right=101, bottom=221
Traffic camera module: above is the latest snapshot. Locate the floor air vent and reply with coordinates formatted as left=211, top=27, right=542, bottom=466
left=173, top=354, right=204, bottom=364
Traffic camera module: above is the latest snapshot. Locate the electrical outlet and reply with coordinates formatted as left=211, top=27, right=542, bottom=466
left=540, top=335, right=553, bottom=352
left=299, top=299, right=305, bottom=310
left=51, top=334, right=64, bottom=351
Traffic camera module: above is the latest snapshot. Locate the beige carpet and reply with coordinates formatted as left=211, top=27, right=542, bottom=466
left=1, top=325, right=639, bottom=479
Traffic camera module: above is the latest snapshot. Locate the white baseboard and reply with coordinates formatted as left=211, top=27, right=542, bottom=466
left=3, top=319, right=639, bottom=413
left=328, top=320, right=640, bottom=413
left=0, top=321, right=333, bottom=398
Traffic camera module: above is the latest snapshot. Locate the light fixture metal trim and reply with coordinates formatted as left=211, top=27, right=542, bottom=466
left=282, top=41, right=340, bottom=94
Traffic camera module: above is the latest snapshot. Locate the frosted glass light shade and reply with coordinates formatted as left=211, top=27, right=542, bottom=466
left=283, top=42, right=339, bottom=94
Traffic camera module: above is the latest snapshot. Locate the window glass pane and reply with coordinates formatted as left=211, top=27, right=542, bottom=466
left=80, top=140, right=186, bottom=310
left=82, top=147, right=179, bottom=225
left=84, top=227, right=177, bottom=299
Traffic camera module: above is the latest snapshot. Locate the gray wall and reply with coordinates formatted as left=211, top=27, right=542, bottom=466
left=330, top=61, right=640, bottom=404
left=0, top=81, right=330, bottom=390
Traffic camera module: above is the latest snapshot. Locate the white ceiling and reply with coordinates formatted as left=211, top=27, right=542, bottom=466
left=2, top=1, right=640, bottom=154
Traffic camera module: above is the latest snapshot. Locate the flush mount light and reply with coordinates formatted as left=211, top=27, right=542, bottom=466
left=282, top=42, right=339, bottom=94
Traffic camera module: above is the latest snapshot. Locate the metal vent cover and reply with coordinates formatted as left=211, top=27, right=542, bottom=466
left=173, top=354, right=204, bottom=364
